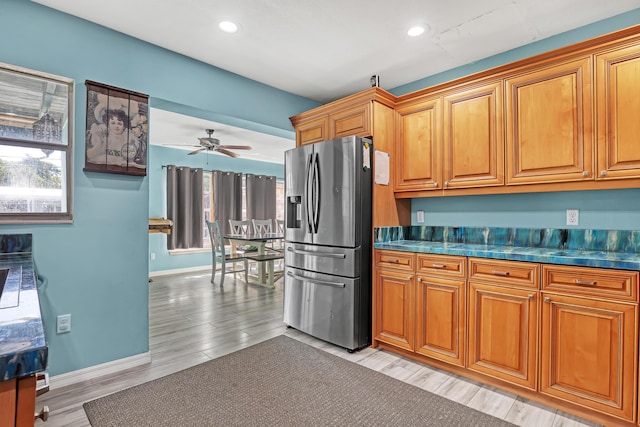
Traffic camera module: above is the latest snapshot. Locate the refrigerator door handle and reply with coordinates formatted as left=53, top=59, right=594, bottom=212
left=286, top=271, right=346, bottom=288
left=305, top=153, right=314, bottom=233
left=312, top=152, right=320, bottom=233
left=286, top=247, right=347, bottom=258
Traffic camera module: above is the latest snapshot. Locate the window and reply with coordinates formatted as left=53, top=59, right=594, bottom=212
left=0, top=62, right=74, bottom=223
left=201, top=173, right=284, bottom=247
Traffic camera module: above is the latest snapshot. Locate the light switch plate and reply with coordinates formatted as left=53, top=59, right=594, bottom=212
left=566, top=209, right=579, bottom=226
left=57, top=314, right=71, bottom=334
left=416, top=210, right=425, bottom=223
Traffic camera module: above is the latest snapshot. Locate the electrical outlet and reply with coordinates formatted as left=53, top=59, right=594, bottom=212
left=57, top=314, right=71, bottom=334
left=150, top=252, right=156, bottom=260
left=566, top=209, right=579, bottom=226
left=416, top=210, right=425, bottom=223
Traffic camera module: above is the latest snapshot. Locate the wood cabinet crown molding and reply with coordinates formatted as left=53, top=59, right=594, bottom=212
left=289, top=87, right=396, bottom=125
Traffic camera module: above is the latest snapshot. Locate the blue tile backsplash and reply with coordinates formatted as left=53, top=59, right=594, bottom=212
left=376, top=226, right=640, bottom=253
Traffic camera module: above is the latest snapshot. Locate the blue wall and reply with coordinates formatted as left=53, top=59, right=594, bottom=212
left=390, top=9, right=640, bottom=230
left=148, top=144, right=285, bottom=273
left=0, top=0, right=317, bottom=376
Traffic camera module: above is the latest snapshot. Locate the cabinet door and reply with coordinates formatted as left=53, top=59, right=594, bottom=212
left=505, top=57, right=593, bottom=184
left=540, top=293, right=637, bottom=422
left=443, top=81, right=504, bottom=189
left=329, top=103, right=371, bottom=138
left=373, top=268, right=415, bottom=351
left=296, top=116, right=329, bottom=146
left=415, top=275, right=465, bottom=367
left=394, top=97, right=442, bottom=192
left=468, top=282, right=538, bottom=390
left=595, top=44, right=640, bottom=180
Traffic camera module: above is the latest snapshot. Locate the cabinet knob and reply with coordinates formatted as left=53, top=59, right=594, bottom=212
left=444, top=181, right=449, bottom=187
left=544, top=297, right=551, bottom=303
left=433, top=182, right=439, bottom=187
left=528, top=294, right=534, bottom=299
left=35, top=406, right=49, bottom=422
left=417, top=277, right=422, bottom=283
left=600, top=170, right=607, bottom=176
left=582, top=171, right=589, bottom=177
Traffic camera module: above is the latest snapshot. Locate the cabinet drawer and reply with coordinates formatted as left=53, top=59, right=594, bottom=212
left=542, top=264, right=638, bottom=302
left=375, top=250, right=415, bottom=272
left=416, top=254, right=465, bottom=278
left=469, top=258, right=539, bottom=289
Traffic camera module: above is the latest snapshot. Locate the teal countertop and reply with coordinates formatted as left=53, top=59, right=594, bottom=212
left=374, top=240, right=640, bottom=271
left=374, top=226, right=640, bottom=271
left=0, top=235, right=48, bottom=381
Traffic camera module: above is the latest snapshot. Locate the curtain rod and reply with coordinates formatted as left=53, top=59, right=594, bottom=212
left=161, top=165, right=275, bottom=178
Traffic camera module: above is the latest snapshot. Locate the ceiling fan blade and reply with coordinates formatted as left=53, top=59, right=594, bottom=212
left=188, top=148, right=206, bottom=155
left=215, top=148, right=240, bottom=158
left=218, top=145, right=252, bottom=150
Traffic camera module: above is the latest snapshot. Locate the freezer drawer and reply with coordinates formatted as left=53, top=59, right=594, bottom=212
left=283, top=267, right=370, bottom=350
left=285, top=242, right=360, bottom=277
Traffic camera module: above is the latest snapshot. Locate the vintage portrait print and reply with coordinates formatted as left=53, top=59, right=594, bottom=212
left=84, top=81, right=148, bottom=176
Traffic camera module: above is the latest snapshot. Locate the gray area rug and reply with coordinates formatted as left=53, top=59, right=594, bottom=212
left=84, top=335, right=515, bottom=426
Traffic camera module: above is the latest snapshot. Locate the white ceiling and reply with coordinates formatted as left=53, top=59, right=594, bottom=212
left=31, top=0, right=640, bottom=163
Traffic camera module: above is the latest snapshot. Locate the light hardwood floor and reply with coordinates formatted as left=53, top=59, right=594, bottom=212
left=37, top=271, right=600, bottom=427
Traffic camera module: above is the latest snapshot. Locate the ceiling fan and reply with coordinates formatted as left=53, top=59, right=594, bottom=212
left=188, top=129, right=252, bottom=158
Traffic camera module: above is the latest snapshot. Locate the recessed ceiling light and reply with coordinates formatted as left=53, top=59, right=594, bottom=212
left=219, top=21, right=239, bottom=33
left=407, top=26, right=426, bottom=37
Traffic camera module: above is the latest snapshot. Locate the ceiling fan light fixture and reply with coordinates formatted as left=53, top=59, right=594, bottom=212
left=219, top=21, right=239, bottom=33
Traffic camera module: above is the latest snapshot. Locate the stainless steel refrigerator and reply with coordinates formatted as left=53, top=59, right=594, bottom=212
left=283, top=135, right=372, bottom=351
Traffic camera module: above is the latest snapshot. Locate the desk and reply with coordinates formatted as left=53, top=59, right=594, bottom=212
left=223, top=233, right=284, bottom=288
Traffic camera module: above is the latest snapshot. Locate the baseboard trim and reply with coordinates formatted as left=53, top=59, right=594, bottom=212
left=149, top=265, right=211, bottom=278
left=50, top=351, right=151, bottom=390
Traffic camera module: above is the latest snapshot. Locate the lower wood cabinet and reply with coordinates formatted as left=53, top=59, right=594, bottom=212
left=467, top=281, right=538, bottom=390
left=415, top=254, right=466, bottom=366
left=373, top=267, right=415, bottom=351
left=541, top=292, right=638, bottom=422
left=373, top=248, right=640, bottom=425
left=0, top=375, right=38, bottom=427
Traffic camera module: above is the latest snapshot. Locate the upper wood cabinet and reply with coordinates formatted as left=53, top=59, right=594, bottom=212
left=296, top=116, right=329, bottom=146
left=505, top=56, right=594, bottom=185
left=442, top=80, right=504, bottom=189
left=290, top=87, right=410, bottom=227
left=394, top=96, right=441, bottom=192
left=329, top=103, right=371, bottom=138
left=595, top=43, right=640, bottom=180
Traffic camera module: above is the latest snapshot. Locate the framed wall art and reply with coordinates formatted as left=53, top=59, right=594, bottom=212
left=84, top=80, right=148, bottom=176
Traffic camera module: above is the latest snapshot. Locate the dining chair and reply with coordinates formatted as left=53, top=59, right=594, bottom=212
left=228, top=219, right=252, bottom=235
left=206, top=220, right=248, bottom=286
left=252, top=219, right=273, bottom=234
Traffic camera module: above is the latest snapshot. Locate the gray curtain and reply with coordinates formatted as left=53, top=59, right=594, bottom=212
left=166, top=165, right=203, bottom=250
left=213, top=171, right=243, bottom=236
left=246, top=174, right=276, bottom=221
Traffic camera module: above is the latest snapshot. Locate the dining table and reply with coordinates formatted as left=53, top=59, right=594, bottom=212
left=223, top=232, right=284, bottom=288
